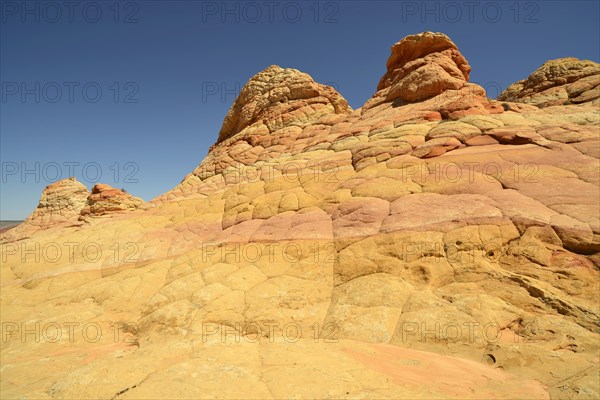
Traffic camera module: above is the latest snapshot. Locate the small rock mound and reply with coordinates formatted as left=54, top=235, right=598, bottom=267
left=498, top=57, right=600, bottom=107
left=26, top=177, right=89, bottom=226
left=215, top=65, right=351, bottom=144
left=79, top=184, right=144, bottom=219
left=377, top=31, right=471, bottom=103
left=0, top=177, right=89, bottom=243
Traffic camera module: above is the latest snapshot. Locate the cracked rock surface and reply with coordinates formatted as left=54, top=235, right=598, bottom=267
left=1, top=32, right=599, bottom=399
left=498, top=57, right=600, bottom=107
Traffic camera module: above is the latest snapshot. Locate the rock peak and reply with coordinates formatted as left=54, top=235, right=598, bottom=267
left=216, top=64, right=352, bottom=145
left=0, top=176, right=91, bottom=240
left=30, top=177, right=89, bottom=222
left=376, top=31, right=471, bottom=103
left=498, top=57, right=600, bottom=106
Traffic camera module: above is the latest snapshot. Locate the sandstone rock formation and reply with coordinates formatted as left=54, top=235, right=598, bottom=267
left=25, top=176, right=89, bottom=225
left=79, top=184, right=145, bottom=220
left=377, top=31, right=471, bottom=102
left=1, top=32, right=599, bottom=399
left=0, top=177, right=89, bottom=243
left=216, top=65, right=352, bottom=144
left=364, top=32, right=505, bottom=119
left=1, top=179, right=145, bottom=243
left=498, top=57, right=600, bottom=107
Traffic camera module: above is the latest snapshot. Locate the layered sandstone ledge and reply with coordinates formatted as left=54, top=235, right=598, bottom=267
left=79, top=184, right=145, bottom=220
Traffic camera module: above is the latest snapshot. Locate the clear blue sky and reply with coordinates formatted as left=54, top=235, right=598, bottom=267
left=1, top=0, right=599, bottom=220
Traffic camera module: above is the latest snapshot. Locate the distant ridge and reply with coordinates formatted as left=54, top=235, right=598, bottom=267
left=0, top=220, right=22, bottom=228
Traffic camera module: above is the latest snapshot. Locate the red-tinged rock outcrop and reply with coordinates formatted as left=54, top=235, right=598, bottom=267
left=363, top=32, right=506, bottom=119
left=498, top=57, right=600, bottom=107
left=79, top=184, right=145, bottom=220
left=377, top=31, right=471, bottom=102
